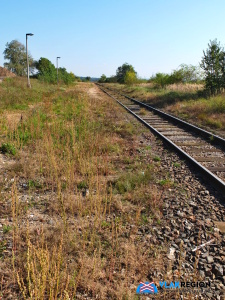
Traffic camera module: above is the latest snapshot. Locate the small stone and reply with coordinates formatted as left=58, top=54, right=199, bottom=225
left=121, top=268, right=125, bottom=275
left=205, top=267, right=212, bottom=277
left=207, top=256, right=214, bottom=264
left=199, top=270, right=205, bottom=278
left=213, top=264, right=223, bottom=277
left=188, top=215, right=196, bottom=222
left=177, top=211, right=184, bottom=217
left=167, top=247, right=176, bottom=260
left=48, top=219, right=54, bottom=225
left=202, top=252, right=209, bottom=258
left=189, top=201, right=197, bottom=207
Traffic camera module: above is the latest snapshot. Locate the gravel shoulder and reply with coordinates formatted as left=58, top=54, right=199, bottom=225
left=98, top=85, right=225, bottom=299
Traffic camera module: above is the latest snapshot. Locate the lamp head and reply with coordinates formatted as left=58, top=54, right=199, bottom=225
left=26, top=33, right=34, bottom=36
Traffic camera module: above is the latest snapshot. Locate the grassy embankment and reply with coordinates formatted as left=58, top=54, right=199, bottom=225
left=104, top=83, right=225, bottom=133
left=0, top=78, right=173, bottom=299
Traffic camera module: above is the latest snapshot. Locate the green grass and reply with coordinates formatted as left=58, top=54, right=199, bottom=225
left=3, top=225, right=12, bottom=234
left=0, top=77, right=57, bottom=112
left=77, top=180, right=88, bottom=190
left=170, top=96, right=225, bottom=130
left=0, top=143, right=16, bottom=155
left=0, top=241, right=6, bottom=257
left=114, top=168, right=154, bottom=194
left=173, top=162, right=181, bottom=168
left=28, top=180, right=42, bottom=189
left=208, top=97, right=225, bottom=113
left=158, top=178, right=174, bottom=187
left=153, top=156, right=161, bottom=162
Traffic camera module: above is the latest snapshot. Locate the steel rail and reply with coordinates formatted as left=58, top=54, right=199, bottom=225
left=97, top=84, right=225, bottom=194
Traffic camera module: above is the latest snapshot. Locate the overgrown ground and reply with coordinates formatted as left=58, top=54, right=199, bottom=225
left=103, top=83, right=225, bottom=135
left=0, top=78, right=180, bottom=299
left=1, top=79, right=223, bottom=299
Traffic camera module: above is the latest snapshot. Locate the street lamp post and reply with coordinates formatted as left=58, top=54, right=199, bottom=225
left=26, top=33, right=34, bottom=88
left=56, top=57, right=61, bottom=85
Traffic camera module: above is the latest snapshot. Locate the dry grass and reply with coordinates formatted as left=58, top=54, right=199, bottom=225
left=167, top=96, right=225, bottom=131
left=165, top=83, right=203, bottom=92
left=103, top=82, right=203, bottom=108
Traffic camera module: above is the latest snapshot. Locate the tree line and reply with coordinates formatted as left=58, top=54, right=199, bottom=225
left=99, top=39, right=225, bottom=97
left=99, top=63, right=204, bottom=87
left=3, top=40, right=80, bottom=84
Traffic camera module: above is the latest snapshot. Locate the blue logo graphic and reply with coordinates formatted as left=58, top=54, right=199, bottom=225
left=136, top=281, right=158, bottom=294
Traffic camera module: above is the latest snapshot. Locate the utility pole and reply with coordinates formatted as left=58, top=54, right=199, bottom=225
left=26, top=33, right=34, bottom=88
left=56, top=56, right=61, bottom=85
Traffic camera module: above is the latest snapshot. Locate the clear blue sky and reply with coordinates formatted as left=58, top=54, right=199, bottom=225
left=1, top=0, right=225, bottom=78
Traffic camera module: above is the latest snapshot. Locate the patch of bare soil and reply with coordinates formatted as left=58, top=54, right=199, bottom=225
left=4, top=113, right=22, bottom=130
left=87, top=86, right=100, bottom=97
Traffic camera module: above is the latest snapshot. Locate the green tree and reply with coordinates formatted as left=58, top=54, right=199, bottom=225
left=178, top=64, right=203, bottom=83
left=99, top=74, right=107, bottom=83
left=58, top=68, right=76, bottom=85
left=169, top=69, right=183, bottom=84
left=116, top=63, right=136, bottom=84
left=3, top=40, right=34, bottom=76
left=201, top=39, right=224, bottom=95
left=69, top=72, right=80, bottom=82
left=124, top=70, right=137, bottom=85
left=36, top=57, right=57, bottom=84
left=105, top=75, right=117, bottom=83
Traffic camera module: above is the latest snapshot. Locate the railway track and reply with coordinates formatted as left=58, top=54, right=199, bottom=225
left=96, top=84, right=225, bottom=196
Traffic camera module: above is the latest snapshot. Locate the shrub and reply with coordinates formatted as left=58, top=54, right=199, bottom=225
left=124, top=70, right=137, bottom=85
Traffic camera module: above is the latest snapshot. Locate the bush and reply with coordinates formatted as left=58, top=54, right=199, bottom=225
left=151, top=73, right=171, bottom=88
left=124, top=70, right=137, bottom=85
